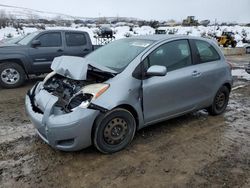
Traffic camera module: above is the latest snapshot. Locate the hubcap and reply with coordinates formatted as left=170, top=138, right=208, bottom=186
left=215, top=92, right=226, bottom=109
left=1, top=68, right=20, bottom=85
left=104, top=117, right=128, bottom=145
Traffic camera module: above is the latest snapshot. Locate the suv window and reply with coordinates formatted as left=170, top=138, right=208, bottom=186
left=37, top=32, right=62, bottom=47
left=147, top=40, right=192, bottom=72
left=65, top=33, right=87, bottom=46
left=194, top=40, right=220, bottom=63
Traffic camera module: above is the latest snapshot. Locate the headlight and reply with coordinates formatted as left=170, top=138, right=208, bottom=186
left=81, top=83, right=110, bottom=100
left=67, top=83, right=109, bottom=110
left=43, top=71, right=56, bottom=84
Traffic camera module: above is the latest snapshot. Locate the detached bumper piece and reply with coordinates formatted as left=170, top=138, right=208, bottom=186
left=25, top=84, right=99, bottom=151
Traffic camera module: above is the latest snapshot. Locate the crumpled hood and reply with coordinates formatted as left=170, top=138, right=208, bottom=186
left=51, top=56, right=116, bottom=80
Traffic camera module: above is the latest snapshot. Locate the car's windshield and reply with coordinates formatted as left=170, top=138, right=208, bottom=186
left=5, top=36, right=25, bottom=44
left=85, top=38, right=154, bottom=72
left=17, top=31, right=40, bottom=45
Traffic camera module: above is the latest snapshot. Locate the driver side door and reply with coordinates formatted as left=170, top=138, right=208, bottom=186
left=28, top=32, right=64, bottom=73
left=142, top=39, right=201, bottom=125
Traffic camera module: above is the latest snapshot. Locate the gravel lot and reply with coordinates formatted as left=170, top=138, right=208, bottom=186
left=0, top=55, right=250, bottom=188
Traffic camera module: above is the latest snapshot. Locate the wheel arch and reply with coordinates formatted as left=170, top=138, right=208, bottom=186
left=223, top=82, right=232, bottom=92
left=91, top=104, right=140, bottom=143
left=0, top=59, right=28, bottom=75
left=116, top=104, right=139, bottom=130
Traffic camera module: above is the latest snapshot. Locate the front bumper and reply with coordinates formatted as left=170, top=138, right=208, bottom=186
left=25, top=84, right=99, bottom=151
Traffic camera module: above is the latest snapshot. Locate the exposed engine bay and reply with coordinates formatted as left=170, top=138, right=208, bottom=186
left=42, top=69, right=114, bottom=113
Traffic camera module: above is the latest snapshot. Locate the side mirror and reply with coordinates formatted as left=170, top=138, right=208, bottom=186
left=31, top=40, right=41, bottom=47
left=146, top=65, right=167, bottom=77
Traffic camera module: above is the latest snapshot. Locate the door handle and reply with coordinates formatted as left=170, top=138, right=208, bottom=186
left=83, top=48, right=90, bottom=52
left=57, top=49, right=63, bottom=52
left=192, top=70, right=202, bottom=77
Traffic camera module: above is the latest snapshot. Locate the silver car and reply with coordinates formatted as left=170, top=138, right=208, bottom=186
left=25, top=35, right=233, bottom=153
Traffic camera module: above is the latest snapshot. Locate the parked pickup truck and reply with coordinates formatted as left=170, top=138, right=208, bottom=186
left=0, top=30, right=100, bottom=88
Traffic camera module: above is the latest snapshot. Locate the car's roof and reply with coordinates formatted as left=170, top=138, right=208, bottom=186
left=40, top=29, right=87, bottom=33
left=130, top=34, right=208, bottom=42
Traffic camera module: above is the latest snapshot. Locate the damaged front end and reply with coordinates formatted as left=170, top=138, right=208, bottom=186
left=25, top=56, right=116, bottom=151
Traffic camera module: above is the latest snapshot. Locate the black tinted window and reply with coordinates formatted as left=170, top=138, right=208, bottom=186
left=37, top=33, right=62, bottom=47
left=194, top=40, right=220, bottom=63
left=148, top=40, right=192, bottom=72
left=66, top=33, right=87, bottom=46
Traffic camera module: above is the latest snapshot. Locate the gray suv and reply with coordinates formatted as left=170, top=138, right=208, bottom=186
left=25, top=35, right=233, bottom=153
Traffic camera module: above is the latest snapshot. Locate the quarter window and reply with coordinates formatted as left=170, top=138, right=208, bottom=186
left=194, top=40, right=220, bottom=63
left=147, top=40, right=192, bottom=72
left=36, top=33, right=62, bottom=47
left=66, top=33, right=87, bottom=46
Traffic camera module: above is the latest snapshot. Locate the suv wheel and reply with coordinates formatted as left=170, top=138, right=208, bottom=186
left=0, top=63, right=26, bottom=89
left=93, top=108, right=136, bottom=154
left=207, top=86, right=230, bottom=115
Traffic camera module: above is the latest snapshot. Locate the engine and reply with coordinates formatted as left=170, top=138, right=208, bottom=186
left=43, top=74, right=94, bottom=110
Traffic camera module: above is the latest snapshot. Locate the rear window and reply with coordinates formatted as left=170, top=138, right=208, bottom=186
left=65, top=33, right=87, bottom=46
left=194, top=40, right=220, bottom=63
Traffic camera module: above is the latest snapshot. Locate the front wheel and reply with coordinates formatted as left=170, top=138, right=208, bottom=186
left=0, top=63, right=26, bottom=89
left=207, top=86, right=230, bottom=115
left=93, top=108, right=136, bottom=154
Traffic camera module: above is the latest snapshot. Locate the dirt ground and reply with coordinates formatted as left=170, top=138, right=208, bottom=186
left=0, top=55, right=250, bottom=188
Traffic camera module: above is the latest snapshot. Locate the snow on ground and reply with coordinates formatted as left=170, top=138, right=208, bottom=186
left=232, top=69, right=250, bottom=81
left=1, top=25, right=250, bottom=46
left=1, top=24, right=250, bottom=79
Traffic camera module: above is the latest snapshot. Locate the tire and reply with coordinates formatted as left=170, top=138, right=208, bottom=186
left=93, top=108, right=136, bottom=154
left=207, top=86, right=230, bottom=116
left=0, top=63, right=26, bottom=89
left=231, top=41, right=237, bottom=48
left=223, top=42, right=229, bottom=48
left=246, top=47, right=250, bottom=54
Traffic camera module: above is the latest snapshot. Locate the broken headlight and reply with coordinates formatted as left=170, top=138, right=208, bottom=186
left=67, top=83, right=110, bottom=111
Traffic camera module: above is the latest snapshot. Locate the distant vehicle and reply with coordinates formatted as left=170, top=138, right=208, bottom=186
left=244, top=44, right=250, bottom=54
left=97, top=27, right=113, bottom=38
left=0, top=30, right=101, bottom=88
left=246, top=62, right=250, bottom=74
left=182, top=16, right=199, bottom=26
left=155, top=29, right=166, bottom=34
left=217, top=32, right=237, bottom=48
left=200, top=20, right=210, bottom=27
left=26, top=35, right=233, bottom=153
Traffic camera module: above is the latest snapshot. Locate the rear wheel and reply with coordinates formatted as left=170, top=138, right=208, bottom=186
left=207, top=86, right=230, bottom=115
left=93, top=108, right=136, bottom=154
left=246, top=47, right=250, bottom=54
left=0, top=63, right=26, bottom=89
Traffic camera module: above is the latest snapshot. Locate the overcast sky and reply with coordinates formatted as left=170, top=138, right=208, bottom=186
left=1, top=0, right=250, bottom=23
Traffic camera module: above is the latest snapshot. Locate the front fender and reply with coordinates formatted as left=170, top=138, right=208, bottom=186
left=0, top=53, right=31, bottom=73
left=91, top=75, right=145, bottom=129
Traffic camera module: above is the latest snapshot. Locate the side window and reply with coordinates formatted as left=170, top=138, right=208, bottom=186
left=148, top=40, right=192, bottom=72
left=65, top=33, right=87, bottom=46
left=194, top=40, right=220, bottom=63
left=37, top=33, right=62, bottom=47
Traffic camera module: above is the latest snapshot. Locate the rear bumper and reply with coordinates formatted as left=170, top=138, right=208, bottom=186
left=25, top=84, right=99, bottom=151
